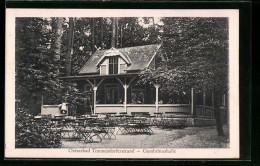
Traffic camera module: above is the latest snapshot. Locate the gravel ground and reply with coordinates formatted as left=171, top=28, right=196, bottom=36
left=61, top=125, right=229, bottom=148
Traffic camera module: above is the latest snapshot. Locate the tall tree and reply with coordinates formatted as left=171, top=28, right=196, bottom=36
left=16, top=18, right=63, bottom=108
left=115, top=17, right=118, bottom=48
left=118, top=17, right=161, bottom=48
left=139, top=17, right=228, bottom=136
left=120, top=23, right=123, bottom=47
left=91, top=18, right=95, bottom=53
left=71, top=18, right=92, bottom=75
left=111, top=17, right=116, bottom=48
left=53, top=18, right=63, bottom=61
left=100, top=17, right=104, bottom=49
left=65, top=17, right=75, bottom=76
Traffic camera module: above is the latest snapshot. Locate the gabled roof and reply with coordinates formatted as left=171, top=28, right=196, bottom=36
left=78, top=44, right=161, bottom=75
left=95, top=47, right=132, bottom=66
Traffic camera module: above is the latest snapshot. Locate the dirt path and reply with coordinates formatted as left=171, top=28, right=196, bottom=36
left=61, top=125, right=229, bottom=148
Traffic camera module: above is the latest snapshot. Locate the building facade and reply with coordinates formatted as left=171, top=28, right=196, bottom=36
left=60, top=44, right=217, bottom=120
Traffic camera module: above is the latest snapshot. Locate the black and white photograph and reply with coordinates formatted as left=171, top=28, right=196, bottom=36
left=5, top=9, right=239, bottom=158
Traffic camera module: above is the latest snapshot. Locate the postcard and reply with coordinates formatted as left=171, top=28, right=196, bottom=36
left=5, top=9, right=239, bottom=159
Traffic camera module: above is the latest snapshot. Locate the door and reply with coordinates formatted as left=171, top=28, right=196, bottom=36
left=105, top=84, right=118, bottom=104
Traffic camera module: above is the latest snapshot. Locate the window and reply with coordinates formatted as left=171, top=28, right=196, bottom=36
left=109, top=57, right=118, bottom=74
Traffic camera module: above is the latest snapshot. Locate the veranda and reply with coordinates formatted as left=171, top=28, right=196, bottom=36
left=55, top=73, right=217, bottom=120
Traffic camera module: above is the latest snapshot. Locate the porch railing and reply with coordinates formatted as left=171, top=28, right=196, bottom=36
left=195, top=105, right=215, bottom=119
left=158, top=104, right=190, bottom=114
left=126, top=104, right=156, bottom=114
left=95, top=104, right=124, bottom=114
left=95, top=104, right=191, bottom=115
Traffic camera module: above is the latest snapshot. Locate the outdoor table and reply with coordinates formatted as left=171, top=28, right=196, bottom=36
left=74, top=126, right=103, bottom=143
left=85, top=117, right=97, bottom=120
left=91, top=127, right=116, bottom=140
left=54, top=115, right=65, bottom=119
left=150, top=117, right=163, bottom=127
left=124, top=115, right=134, bottom=124
left=134, top=117, right=147, bottom=121
left=159, top=117, right=187, bottom=128
left=34, top=116, right=42, bottom=119
left=32, top=116, right=42, bottom=124
left=118, top=122, right=153, bottom=135
left=116, top=122, right=128, bottom=134
left=119, top=112, right=127, bottom=115
left=114, top=115, right=125, bottom=124
left=62, top=119, right=75, bottom=128
left=61, top=121, right=81, bottom=139
left=154, top=112, right=163, bottom=118
left=76, top=118, right=85, bottom=120
left=50, top=118, right=64, bottom=126
left=91, top=122, right=102, bottom=127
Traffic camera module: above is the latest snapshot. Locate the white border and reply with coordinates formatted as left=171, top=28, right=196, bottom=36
left=5, top=9, right=239, bottom=159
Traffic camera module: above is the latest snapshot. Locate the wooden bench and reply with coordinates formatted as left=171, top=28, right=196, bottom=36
left=96, top=112, right=117, bottom=116
left=131, top=112, right=150, bottom=117
left=164, top=112, right=189, bottom=118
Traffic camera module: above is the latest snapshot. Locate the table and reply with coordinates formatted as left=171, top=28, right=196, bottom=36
left=154, top=112, right=163, bottom=118
left=74, top=126, right=103, bottom=143
left=159, top=117, right=187, bottom=129
left=118, top=122, right=153, bottom=135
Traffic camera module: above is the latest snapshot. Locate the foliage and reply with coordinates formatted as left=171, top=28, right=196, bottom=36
left=139, top=17, right=229, bottom=103
left=15, top=18, right=85, bottom=107
left=15, top=108, right=62, bottom=148
left=118, top=17, right=162, bottom=47
left=16, top=18, right=62, bottom=105
left=58, top=81, right=85, bottom=115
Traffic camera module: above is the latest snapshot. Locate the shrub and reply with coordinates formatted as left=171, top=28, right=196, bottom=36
left=15, top=108, right=62, bottom=148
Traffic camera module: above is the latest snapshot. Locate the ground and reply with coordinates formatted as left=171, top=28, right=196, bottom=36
left=61, top=125, right=229, bottom=148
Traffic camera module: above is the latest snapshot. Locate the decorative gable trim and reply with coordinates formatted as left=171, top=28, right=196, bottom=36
left=96, top=47, right=131, bottom=67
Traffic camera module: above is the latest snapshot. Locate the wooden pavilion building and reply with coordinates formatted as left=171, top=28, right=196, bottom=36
left=59, top=43, right=220, bottom=122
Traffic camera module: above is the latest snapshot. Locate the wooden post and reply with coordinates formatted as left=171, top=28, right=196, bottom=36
left=93, top=86, right=97, bottom=115
left=154, top=84, right=160, bottom=113
left=124, top=85, right=129, bottom=113
left=191, top=88, right=194, bottom=116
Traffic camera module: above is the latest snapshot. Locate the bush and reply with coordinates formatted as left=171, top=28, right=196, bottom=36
left=15, top=108, right=62, bottom=148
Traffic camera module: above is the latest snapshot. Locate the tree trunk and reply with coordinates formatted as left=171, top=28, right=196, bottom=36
left=115, top=17, right=118, bottom=48
left=120, top=24, right=123, bottom=47
left=214, top=91, right=224, bottom=136
left=65, top=17, right=75, bottom=76
left=100, top=17, right=104, bottom=49
left=111, top=17, right=116, bottom=48
left=91, top=18, right=95, bottom=53
left=53, top=17, right=63, bottom=61
left=52, top=17, right=63, bottom=78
